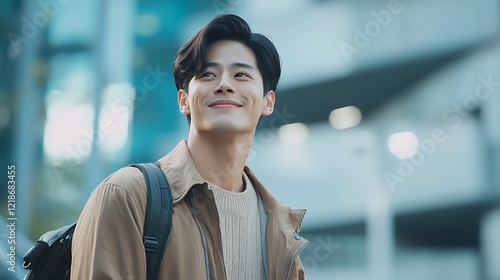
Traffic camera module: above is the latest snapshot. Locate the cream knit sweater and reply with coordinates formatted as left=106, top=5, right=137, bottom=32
left=207, top=172, right=265, bottom=280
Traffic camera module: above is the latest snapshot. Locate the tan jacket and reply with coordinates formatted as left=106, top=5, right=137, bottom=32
left=71, top=140, right=308, bottom=279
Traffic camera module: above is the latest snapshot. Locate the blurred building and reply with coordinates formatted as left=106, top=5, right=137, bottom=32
left=0, top=0, right=499, bottom=279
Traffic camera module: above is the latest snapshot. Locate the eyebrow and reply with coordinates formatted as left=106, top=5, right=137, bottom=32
left=206, top=62, right=256, bottom=71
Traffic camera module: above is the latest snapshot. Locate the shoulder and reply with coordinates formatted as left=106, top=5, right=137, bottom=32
left=90, top=166, right=148, bottom=210
left=75, top=166, right=149, bottom=234
left=101, top=166, right=146, bottom=189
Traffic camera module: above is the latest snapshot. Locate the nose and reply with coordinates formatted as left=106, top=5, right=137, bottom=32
left=214, top=75, right=234, bottom=94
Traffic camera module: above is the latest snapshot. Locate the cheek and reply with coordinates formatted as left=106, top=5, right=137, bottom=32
left=186, top=86, right=205, bottom=110
left=189, top=98, right=203, bottom=114
left=245, top=83, right=265, bottom=100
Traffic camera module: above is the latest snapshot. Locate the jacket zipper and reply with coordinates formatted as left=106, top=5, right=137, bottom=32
left=284, top=237, right=309, bottom=280
left=190, top=191, right=211, bottom=280
left=257, top=192, right=269, bottom=280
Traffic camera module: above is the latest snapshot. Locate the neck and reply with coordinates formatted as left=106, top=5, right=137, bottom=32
left=186, top=130, right=255, bottom=192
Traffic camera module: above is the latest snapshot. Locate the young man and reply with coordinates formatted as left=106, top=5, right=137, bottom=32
left=71, top=14, right=308, bottom=279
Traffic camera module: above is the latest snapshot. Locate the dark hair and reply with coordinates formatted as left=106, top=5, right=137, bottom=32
left=173, top=14, right=281, bottom=94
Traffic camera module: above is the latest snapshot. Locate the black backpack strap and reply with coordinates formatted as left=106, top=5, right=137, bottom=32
left=130, top=162, right=173, bottom=280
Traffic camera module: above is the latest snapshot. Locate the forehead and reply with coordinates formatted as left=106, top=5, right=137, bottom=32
left=206, top=40, right=257, bottom=67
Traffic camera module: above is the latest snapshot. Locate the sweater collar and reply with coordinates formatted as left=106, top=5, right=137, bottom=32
left=157, top=140, right=306, bottom=232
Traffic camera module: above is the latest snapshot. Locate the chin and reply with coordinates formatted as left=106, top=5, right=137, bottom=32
left=211, top=124, right=246, bottom=132
left=206, top=121, right=253, bottom=133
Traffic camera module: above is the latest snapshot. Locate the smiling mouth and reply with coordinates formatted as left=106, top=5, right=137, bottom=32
left=208, top=100, right=243, bottom=108
left=210, top=104, right=241, bottom=109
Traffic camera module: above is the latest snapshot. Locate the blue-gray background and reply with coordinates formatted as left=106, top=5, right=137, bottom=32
left=1, top=0, right=499, bottom=279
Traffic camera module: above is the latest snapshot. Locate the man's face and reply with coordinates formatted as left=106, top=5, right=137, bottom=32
left=178, top=40, right=275, bottom=135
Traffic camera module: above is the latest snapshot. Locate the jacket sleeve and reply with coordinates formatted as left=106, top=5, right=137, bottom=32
left=289, top=256, right=306, bottom=280
left=71, top=181, right=147, bottom=280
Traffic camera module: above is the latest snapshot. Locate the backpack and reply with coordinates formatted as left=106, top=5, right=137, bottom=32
left=22, top=162, right=173, bottom=280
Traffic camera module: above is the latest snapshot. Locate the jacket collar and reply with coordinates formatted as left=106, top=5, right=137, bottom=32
left=157, top=140, right=206, bottom=202
left=157, top=140, right=306, bottom=232
left=244, top=166, right=306, bottom=233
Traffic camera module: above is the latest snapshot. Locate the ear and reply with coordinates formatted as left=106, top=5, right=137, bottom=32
left=178, top=89, right=190, bottom=115
left=261, top=90, right=275, bottom=116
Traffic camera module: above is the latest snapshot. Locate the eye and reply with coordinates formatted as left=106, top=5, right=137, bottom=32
left=235, top=72, right=251, bottom=78
left=200, top=72, right=216, bottom=78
